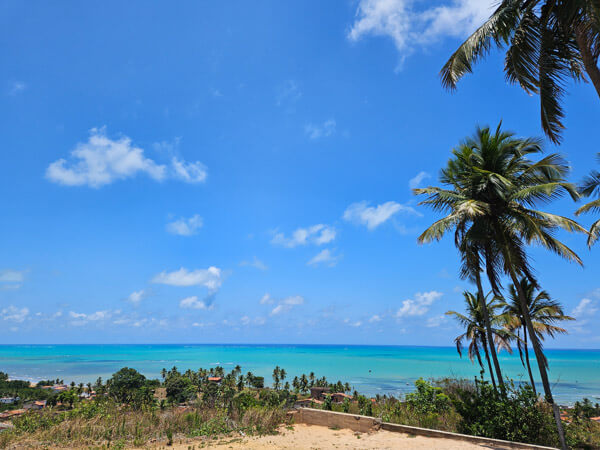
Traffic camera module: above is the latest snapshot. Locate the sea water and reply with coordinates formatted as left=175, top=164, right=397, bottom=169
left=1, top=344, right=598, bottom=405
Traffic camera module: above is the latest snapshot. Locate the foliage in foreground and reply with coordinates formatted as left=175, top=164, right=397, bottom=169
left=0, top=397, right=286, bottom=448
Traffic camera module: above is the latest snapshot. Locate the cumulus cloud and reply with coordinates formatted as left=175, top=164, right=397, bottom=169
left=409, top=171, right=431, bottom=189
left=348, top=0, right=496, bottom=66
left=270, top=295, right=305, bottom=316
left=343, top=201, right=417, bottom=230
left=1, top=306, right=29, bottom=323
left=271, top=224, right=336, bottom=248
left=127, top=290, right=146, bottom=305
left=305, top=119, right=336, bottom=140
left=397, top=291, right=443, bottom=318
left=307, top=249, right=340, bottom=267
left=166, top=214, right=203, bottom=236
left=46, top=128, right=207, bottom=188
left=152, top=267, right=222, bottom=291
left=179, top=296, right=210, bottom=310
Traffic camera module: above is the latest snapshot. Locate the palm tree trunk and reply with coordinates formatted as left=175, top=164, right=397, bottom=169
left=474, top=271, right=505, bottom=390
left=482, top=335, right=497, bottom=389
left=576, top=25, right=600, bottom=99
left=508, top=268, right=566, bottom=450
left=523, top=325, right=537, bottom=396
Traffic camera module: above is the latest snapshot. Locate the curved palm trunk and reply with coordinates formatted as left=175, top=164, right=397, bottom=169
left=522, top=325, right=537, bottom=396
left=508, top=268, right=566, bottom=450
left=481, top=335, right=497, bottom=389
left=474, top=271, right=505, bottom=390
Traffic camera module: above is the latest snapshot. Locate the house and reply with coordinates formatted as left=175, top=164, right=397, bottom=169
left=0, top=409, right=26, bottom=420
left=331, top=392, right=352, bottom=403
left=591, top=416, right=600, bottom=423
left=23, top=400, right=46, bottom=410
left=207, top=377, right=222, bottom=383
left=0, top=397, right=18, bottom=404
left=309, top=386, right=330, bottom=401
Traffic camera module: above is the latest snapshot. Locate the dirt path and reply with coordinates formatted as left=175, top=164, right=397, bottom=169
left=171, top=424, right=509, bottom=449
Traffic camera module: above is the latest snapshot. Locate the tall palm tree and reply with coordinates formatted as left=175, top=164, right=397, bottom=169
left=415, top=124, right=585, bottom=449
left=575, top=153, right=600, bottom=246
left=441, top=1, right=600, bottom=143
left=500, top=278, right=574, bottom=396
left=446, top=291, right=512, bottom=389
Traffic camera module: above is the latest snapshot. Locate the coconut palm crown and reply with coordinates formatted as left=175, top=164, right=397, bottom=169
left=446, top=291, right=512, bottom=388
left=441, top=0, right=600, bottom=143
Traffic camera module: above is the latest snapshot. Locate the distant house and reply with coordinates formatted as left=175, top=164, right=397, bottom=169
left=592, top=416, right=600, bottom=423
left=0, top=409, right=26, bottom=420
left=207, top=377, right=222, bottom=383
left=0, top=397, right=18, bottom=404
left=331, top=392, right=352, bottom=403
left=23, top=400, right=46, bottom=410
left=309, top=386, right=330, bottom=401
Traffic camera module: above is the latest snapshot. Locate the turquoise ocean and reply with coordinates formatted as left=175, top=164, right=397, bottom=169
left=1, top=345, right=598, bottom=405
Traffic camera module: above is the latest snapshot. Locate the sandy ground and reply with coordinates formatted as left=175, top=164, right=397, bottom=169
left=170, top=424, right=509, bottom=449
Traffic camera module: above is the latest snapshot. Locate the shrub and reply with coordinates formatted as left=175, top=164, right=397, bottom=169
left=450, top=377, right=558, bottom=446
left=405, top=378, right=451, bottom=415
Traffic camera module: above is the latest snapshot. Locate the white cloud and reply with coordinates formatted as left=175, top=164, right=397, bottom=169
left=166, top=214, right=203, bottom=236
left=127, top=290, right=145, bottom=305
left=369, top=314, right=383, bottom=323
left=8, top=81, right=26, bottom=95
left=426, top=315, right=447, bottom=328
left=271, top=224, right=336, bottom=248
left=240, top=257, right=268, bottom=271
left=270, top=295, right=305, bottom=316
left=307, top=249, right=340, bottom=267
left=348, top=0, right=496, bottom=66
left=152, top=267, right=222, bottom=291
left=397, top=291, right=443, bottom=318
left=409, top=171, right=431, bottom=189
left=179, top=296, right=209, bottom=310
left=572, top=298, right=598, bottom=318
left=260, top=293, right=274, bottom=305
left=0, top=270, right=25, bottom=289
left=171, top=158, right=207, bottom=183
left=46, top=128, right=207, bottom=188
left=276, top=80, right=302, bottom=107
left=1, top=306, right=29, bottom=323
left=343, top=201, right=418, bottom=230
left=305, top=119, right=336, bottom=140
left=68, top=310, right=112, bottom=325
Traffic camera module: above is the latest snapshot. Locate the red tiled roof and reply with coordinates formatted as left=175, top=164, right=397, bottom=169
left=208, top=377, right=222, bottom=382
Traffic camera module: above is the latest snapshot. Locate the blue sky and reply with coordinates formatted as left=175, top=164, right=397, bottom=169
left=1, top=0, right=599, bottom=347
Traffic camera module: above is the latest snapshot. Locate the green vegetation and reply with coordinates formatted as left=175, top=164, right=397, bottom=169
left=2, top=366, right=600, bottom=448
left=415, top=124, right=587, bottom=448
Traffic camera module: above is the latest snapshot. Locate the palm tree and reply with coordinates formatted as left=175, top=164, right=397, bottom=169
left=446, top=291, right=512, bottom=389
left=441, top=1, right=600, bottom=143
left=415, top=124, right=585, bottom=449
left=500, top=278, right=575, bottom=396
left=575, top=153, right=600, bottom=246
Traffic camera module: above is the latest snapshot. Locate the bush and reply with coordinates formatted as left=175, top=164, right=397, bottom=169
left=405, top=378, right=451, bottom=415
left=450, top=377, right=558, bottom=446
